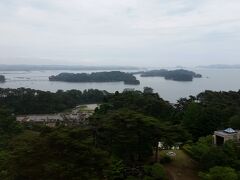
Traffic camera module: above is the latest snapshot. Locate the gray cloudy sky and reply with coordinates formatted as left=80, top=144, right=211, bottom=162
left=0, top=0, right=240, bottom=67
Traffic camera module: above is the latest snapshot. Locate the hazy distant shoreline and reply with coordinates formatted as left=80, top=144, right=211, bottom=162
left=1, top=64, right=240, bottom=71
left=0, top=65, right=142, bottom=71
left=197, top=64, right=240, bottom=69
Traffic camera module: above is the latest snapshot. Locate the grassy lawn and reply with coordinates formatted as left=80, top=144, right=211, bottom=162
left=160, top=150, right=200, bottom=180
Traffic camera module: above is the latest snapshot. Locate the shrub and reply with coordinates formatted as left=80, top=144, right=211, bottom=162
left=199, top=166, right=238, bottom=180
left=144, top=163, right=166, bottom=180
left=160, top=154, right=172, bottom=164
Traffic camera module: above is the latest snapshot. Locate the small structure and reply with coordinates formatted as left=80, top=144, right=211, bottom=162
left=16, top=114, right=64, bottom=127
left=16, top=104, right=98, bottom=127
left=213, top=128, right=240, bottom=145
left=158, top=142, right=182, bottom=150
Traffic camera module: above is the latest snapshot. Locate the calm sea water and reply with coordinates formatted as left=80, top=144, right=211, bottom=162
left=0, top=68, right=239, bottom=103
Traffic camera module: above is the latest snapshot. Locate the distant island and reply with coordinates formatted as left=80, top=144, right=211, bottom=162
left=0, top=75, right=5, bottom=82
left=49, top=71, right=140, bottom=85
left=140, top=69, right=202, bottom=81
left=197, top=64, right=240, bottom=69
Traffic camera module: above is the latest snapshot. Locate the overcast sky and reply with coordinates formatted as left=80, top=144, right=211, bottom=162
left=0, top=0, right=240, bottom=67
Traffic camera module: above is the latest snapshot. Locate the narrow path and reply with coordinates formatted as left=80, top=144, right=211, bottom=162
left=161, top=150, right=200, bottom=180
left=165, top=169, right=176, bottom=180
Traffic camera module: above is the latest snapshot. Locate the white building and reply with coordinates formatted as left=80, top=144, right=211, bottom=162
left=213, top=128, right=240, bottom=145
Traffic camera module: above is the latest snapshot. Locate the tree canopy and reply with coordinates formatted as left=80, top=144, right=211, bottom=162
left=0, top=88, right=108, bottom=114
left=0, top=88, right=240, bottom=179
left=140, top=69, right=202, bottom=81
left=49, top=71, right=140, bottom=85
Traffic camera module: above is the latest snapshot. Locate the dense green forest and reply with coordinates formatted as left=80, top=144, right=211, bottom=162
left=140, top=69, right=202, bottom=81
left=0, top=88, right=240, bottom=179
left=0, top=75, right=5, bottom=82
left=0, top=88, right=108, bottom=114
left=49, top=71, right=140, bottom=85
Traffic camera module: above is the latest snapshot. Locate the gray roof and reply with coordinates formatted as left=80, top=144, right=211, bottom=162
left=224, top=128, right=236, bottom=133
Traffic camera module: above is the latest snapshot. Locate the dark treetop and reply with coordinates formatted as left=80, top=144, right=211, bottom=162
left=0, top=88, right=109, bottom=114
left=49, top=71, right=140, bottom=85
left=0, top=75, right=5, bottom=82
left=140, top=69, right=202, bottom=81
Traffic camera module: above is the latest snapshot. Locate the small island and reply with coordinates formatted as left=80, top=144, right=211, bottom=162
left=49, top=71, right=140, bottom=85
left=0, top=75, right=5, bottom=82
left=140, top=69, right=202, bottom=81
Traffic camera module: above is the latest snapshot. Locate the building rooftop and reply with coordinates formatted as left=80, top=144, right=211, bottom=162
left=214, top=128, right=240, bottom=137
left=224, top=128, right=236, bottom=133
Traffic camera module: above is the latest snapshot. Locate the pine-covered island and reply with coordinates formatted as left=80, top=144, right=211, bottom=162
left=140, top=69, right=202, bottom=81
left=0, top=75, right=5, bottom=82
left=49, top=71, right=140, bottom=85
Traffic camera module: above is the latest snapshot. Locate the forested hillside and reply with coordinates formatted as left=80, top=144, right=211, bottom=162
left=49, top=71, right=140, bottom=85
left=0, top=88, right=108, bottom=114
left=0, top=88, right=240, bottom=179
left=140, top=69, right=202, bottom=81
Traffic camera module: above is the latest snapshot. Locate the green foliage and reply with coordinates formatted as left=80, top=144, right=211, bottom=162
left=190, top=136, right=213, bottom=160
left=179, top=91, right=240, bottom=177
left=144, top=163, right=166, bottom=180
left=160, top=154, right=172, bottom=164
left=199, top=166, right=238, bottom=180
left=0, top=88, right=108, bottom=114
left=5, top=128, right=110, bottom=180
left=49, top=71, right=140, bottom=85
left=151, top=163, right=166, bottom=179
left=177, top=90, right=240, bottom=140
left=229, top=115, right=240, bottom=129
left=0, top=89, right=191, bottom=179
left=189, top=136, right=240, bottom=171
left=182, top=143, right=193, bottom=156
left=0, top=108, right=22, bottom=148
left=182, top=103, right=223, bottom=140
left=91, top=109, right=163, bottom=164
left=0, top=150, right=10, bottom=179
left=108, top=157, right=125, bottom=180
left=141, top=69, right=201, bottom=81
left=0, top=89, right=239, bottom=179
left=101, top=90, right=173, bottom=119
left=200, top=146, right=229, bottom=170
left=143, top=87, right=154, bottom=94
